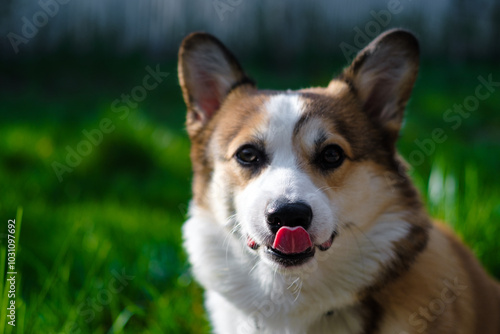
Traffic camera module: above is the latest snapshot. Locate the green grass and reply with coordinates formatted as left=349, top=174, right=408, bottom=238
left=0, top=59, right=499, bottom=333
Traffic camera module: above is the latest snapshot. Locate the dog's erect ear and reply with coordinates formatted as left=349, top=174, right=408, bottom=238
left=338, top=29, right=419, bottom=141
left=178, top=32, right=254, bottom=137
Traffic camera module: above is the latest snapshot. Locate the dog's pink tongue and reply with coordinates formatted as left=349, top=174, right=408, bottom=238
left=272, top=226, right=312, bottom=254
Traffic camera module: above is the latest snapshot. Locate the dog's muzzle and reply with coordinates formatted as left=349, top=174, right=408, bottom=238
left=246, top=199, right=337, bottom=266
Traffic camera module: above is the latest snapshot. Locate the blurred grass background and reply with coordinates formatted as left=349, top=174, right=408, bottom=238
left=1, top=0, right=500, bottom=333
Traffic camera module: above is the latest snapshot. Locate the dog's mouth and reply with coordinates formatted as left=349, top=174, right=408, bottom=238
left=265, top=246, right=315, bottom=267
left=247, top=226, right=337, bottom=267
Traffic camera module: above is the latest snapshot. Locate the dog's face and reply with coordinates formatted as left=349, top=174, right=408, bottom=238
left=179, top=30, right=421, bottom=272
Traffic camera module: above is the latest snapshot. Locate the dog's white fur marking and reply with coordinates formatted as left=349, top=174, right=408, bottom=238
left=263, top=94, right=303, bottom=167
left=236, top=94, right=336, bottom=251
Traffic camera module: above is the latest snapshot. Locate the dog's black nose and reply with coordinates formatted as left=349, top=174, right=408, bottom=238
left=266, top=200, right=313, bottom=234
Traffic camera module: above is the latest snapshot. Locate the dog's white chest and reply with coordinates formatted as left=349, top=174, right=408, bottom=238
left=206, top=288, right=364, bottom=334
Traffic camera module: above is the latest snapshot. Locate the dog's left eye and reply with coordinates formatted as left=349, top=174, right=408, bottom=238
left=235, top=145, right=264, bottom=166
left=318, top=145, right=345, bottom=169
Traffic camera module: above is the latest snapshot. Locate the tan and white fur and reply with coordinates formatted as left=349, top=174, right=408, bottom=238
left=178, top=29, right=500, bottom=334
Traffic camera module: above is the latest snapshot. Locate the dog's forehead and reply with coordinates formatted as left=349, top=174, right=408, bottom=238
left=261, top=94, right=307, bottom=165
left=245, top=92, right=348, bottom=150
left=220, top=92, right=333, bottom=156
left=264, top=94, right=305, bottom=142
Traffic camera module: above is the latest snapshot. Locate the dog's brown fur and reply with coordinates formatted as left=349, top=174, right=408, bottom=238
left=179, top=29, right=500, bottom=333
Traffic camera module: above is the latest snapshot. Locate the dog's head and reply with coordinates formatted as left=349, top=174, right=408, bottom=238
left=179, top=30, right=425, bottom=272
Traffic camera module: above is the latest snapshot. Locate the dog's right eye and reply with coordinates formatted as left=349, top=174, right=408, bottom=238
left=235, top=145, right=264, bottom=167
left=316, top=144, right=345, bottom=170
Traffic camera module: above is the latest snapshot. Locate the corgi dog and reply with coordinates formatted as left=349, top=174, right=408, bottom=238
left=178, top=29, right=500, bottom=334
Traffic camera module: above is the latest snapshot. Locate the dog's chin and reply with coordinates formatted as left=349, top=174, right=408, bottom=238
left=264, top=246, right=316, bottom=267
left=247, top=232, right=337, bottom=268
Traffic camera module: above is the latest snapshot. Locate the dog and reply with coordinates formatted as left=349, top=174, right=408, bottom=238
left=178, top=29, right=500, bottom=334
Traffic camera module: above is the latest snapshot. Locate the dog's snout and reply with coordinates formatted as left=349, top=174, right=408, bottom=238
left=266, top=200, right=313, bottom=233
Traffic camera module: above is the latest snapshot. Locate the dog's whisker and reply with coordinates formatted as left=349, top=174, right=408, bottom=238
left=345, top=221, right=381, bottom=256
left=342, top=223, right=367, bottom=276
left=222, top=214, right=240, bottom=266
left=293, top=284, right=302, bottom=302
left=222, top=214, right=239, bottom=245
left=287, top=276, right=300, bottom=290
left=314, top=185, right=339, bottom=194
left=343, top=221, right=385, bottom=280
left=248, top=261, right=260, bottom=275
left=288, top=277, right=302, bottom=302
